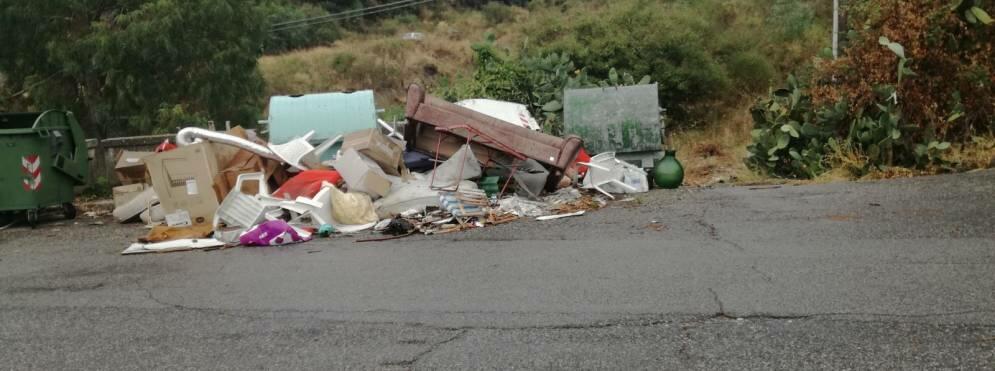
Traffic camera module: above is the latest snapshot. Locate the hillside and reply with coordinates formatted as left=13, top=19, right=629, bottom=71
left=260, top=0, right=832, bottom=184
left=261, top=1, right=831, bottom=110
left=261, top=6, right=526, bottom=108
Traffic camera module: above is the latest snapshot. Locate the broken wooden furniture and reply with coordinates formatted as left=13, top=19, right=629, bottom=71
left=404, top=84, right=584, bottom=191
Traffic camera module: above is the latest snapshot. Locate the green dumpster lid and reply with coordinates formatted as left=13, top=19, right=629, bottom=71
left=563, top=84, right=663, bottom=155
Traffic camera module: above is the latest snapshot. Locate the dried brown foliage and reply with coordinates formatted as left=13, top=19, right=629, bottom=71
left=811, top=0, right=994, bottom=141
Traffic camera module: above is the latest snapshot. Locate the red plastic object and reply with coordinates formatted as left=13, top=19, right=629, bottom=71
left=574, top=148, right=591, bottom=177
left=272, top=170, right=343, bottom=200
left=155, top=139, right=177, bottom=152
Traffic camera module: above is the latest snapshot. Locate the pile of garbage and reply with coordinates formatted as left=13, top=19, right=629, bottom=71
left=113, top=85, right=655, bottom=255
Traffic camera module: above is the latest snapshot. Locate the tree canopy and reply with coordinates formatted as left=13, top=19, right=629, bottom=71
left=0, top=0, right=271, bottom=137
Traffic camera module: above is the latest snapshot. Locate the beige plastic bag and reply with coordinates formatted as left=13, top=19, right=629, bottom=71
left=329, top=185, right=379, bottom=226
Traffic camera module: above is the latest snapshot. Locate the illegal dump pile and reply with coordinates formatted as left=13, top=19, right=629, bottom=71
left=114, top=84, right=661, bottom=255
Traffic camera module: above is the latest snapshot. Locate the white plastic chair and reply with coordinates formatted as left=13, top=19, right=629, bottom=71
left=213, top=172, right=277, bottom=230
left=268, top=131, right=341, bottom=170
left=580, top=152, right=643, bottom=199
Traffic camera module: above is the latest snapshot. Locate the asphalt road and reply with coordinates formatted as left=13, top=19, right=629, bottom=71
left=1, top=170, right=993, bottom=370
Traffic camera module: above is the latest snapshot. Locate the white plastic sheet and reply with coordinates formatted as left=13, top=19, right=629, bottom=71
left=431, top=145, right=482, bottom=189
left=122, top=239, right=224, bottom=255
left=456, top=99, right=542, bottom=131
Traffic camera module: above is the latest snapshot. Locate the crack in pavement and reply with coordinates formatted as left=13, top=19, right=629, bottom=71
left=699, top=289, right=995, bottom=324
left=134, top=281, right=257, bottom=322
left=109, top=284, right=995, bottom=332
left=380, top=329, right=468, bottom=367
left=677, top=323, right=694, bottom=362
left=708, top=288, right=726, bottom=316
left=750, top=265, right=774, bottom=283
left=694, top=204, right=745, bottom=252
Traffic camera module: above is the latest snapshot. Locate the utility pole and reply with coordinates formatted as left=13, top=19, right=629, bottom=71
left=833, top=0, right=840, bottom=59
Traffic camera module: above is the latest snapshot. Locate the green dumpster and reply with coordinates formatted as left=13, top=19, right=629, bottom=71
left=0, top=110, right=89, bottom=226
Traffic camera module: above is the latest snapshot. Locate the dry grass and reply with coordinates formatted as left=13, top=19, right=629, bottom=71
left=668, top=111, right=995, bottom=187
left=259, top=6, right=528, bottom=107
left=818, top=135, right=995, bottom=183
left=669, top=100, right=767, bottom=187
left=815, top=138, right=870, bottom=183
left=949, top=136, right=995, bottom=170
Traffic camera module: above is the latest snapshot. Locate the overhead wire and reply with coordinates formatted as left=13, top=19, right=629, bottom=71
left=272, top=0, right=420, bottom=27
left=270, top=0, right=434, bottom=33
left=271, top=0, right=433, bottom=32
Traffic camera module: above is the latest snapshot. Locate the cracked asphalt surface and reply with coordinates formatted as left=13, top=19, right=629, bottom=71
left=1, top=170, right=993, bottom=369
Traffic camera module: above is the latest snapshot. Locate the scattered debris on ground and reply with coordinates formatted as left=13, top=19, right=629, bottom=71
left=4, top=84, right=681, bottom=255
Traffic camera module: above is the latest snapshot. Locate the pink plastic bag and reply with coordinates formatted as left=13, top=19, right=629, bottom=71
left=239, top=220, right=311, bottom=246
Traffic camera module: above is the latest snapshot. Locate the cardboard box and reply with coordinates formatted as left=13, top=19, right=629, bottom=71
left=342, top=129, right=405, bottom=176
left=211, top=126, right=290, bottom=198
left=112, top=183, right=148, bottom=208
left=143, top=142, right=221, bottom=225
left=115, top=151, right=154, bottom=185
left=332, top=148, right=392, bottom=199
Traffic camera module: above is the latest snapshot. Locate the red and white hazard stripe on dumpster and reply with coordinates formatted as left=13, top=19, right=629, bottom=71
left=21, top=155, right=42, bottom=191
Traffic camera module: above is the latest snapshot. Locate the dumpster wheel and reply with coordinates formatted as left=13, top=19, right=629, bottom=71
left=26, top=210, right=39, bottom=228
left=62, top=203, right=77, bottom=220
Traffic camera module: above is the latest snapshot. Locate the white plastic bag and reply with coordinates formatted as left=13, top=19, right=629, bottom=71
left=431, top=144, right=482, bottom=188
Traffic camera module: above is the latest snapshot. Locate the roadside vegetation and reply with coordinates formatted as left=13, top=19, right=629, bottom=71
left=262, top=0, right=835, bottom=184
left=747, top=0, right=995, bottom=181
left=2, top=0, right=991, bottom=184
left=0, top=0, right=274, bottom=137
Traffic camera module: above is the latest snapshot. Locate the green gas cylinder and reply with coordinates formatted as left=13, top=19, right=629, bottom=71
left=653, top=150, right=684, bottom=189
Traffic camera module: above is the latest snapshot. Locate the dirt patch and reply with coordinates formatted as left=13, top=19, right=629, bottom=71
left=692, top=143, right=725, bottom=158
left=642, top=222, right=668, bottom=232
left=827, top=214, right=859, bottom=222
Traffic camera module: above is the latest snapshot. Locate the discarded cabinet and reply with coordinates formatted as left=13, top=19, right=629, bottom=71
left=143, top=142, right=221, bottom=225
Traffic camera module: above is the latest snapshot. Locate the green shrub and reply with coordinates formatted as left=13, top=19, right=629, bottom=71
left=263, top=1, right=341, bottom=54
left=330, top=53, right=357, bottom=74
left=522, top=0, right=825, bottom=125
left=747, top=0, right=995, bottom=178
left=152, top=104, right=210, bottom=133
left=748, top=77, right=956, bottom=178
left=746, top=76, right=837, bottom=178
left=543, top=3, right=728, bottom=113
left=813, top=0, right=993, bottom=143
left=435, top=36, right=650, bottom=135
left=481, top=2, right=515, bottom=25
left=727, top=52, right=776, bottom=94
left=80, top=176, right=113, bottom=199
